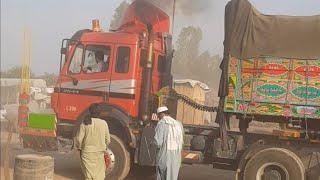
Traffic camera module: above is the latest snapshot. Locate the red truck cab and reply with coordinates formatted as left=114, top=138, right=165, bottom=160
left=52, top=0, right=172, bottom=124
left=51, top=1, right=173, bottom=178
left=52, top=32, right=164, bottom=121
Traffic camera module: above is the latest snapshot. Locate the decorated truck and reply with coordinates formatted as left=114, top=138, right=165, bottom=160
left=218, top=0, right=320, bottom=131
left=18, top=0, right=320, bottom=179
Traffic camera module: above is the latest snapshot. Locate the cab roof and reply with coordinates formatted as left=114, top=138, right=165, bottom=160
left=80, top=31, right=139, bottom=45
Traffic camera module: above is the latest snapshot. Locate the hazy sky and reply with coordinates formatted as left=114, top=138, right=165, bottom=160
left=1, top=0, right=320, bottom=74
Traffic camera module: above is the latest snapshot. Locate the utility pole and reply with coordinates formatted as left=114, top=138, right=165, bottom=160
left=4, top=27, right=32, bottom=180
left=171, top=0, right=176, bottom=34
left=21, top=27, right=31, bottom=95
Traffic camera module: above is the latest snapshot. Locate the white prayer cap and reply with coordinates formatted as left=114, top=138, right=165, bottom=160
left=157, top=106, right=168, bottom=114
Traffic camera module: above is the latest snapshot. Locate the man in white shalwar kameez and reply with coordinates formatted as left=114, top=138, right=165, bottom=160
left=154, top=106, right=184, bottom=180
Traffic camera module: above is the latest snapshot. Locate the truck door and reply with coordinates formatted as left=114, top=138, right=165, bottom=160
left=108, top=45, right=136, bottom=115
left=57, top=43, right=114, bottom=121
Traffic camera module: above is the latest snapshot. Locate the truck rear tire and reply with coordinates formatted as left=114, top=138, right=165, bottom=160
left=105, top=135, right=130, bottom=180
left=243, top=148, right=305, bottom=180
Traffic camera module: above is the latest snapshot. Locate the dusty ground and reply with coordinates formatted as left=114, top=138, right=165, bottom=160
left=1, top=109, right=319, bottom=180
left=0, top=121, right=234, bottom=180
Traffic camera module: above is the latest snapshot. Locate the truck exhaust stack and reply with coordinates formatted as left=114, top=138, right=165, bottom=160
left=140, top=25, right=154, bottom=121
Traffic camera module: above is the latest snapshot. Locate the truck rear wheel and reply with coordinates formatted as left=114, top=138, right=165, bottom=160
left=243, top=148, right=305, bottom=180
left=105, top=135, right=130, bottom=180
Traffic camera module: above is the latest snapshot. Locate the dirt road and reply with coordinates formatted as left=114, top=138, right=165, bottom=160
left=1, top=102, right=235, bottom=180
left=0, top=145, right=235, bottom=180
left=0, top=122, right=234, bottom=180
left=1, top=121, right=318, bottom=180
left=53, top=150, right=235, bottom=180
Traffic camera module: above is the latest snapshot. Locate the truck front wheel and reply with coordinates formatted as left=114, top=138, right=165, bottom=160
left=105, top=135, right=130, bottom=180
left=243, top=148, right=305, bottom=180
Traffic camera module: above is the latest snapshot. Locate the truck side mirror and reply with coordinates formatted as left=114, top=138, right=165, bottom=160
left=60, top=47, right=67, bottom=55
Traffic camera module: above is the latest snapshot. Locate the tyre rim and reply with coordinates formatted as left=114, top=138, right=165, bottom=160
left=256, top=163, right=289, bottom=180
left=104, top=149, right=115, bottom=174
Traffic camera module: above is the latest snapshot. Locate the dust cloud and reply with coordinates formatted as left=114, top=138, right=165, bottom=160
left=134, top=0, right=213, bottom=16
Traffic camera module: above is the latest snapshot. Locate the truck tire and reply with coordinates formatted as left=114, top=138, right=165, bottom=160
left=190, top=136, right=206, bottom=151
left=105, top=135, right=130, bottom=180
left=244, top=148, right=305, bottom=180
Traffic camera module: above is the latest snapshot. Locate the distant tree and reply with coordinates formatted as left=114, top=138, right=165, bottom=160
left=37, top=72, right=57, bottom=87
left=1, top=66, right=35, bottom=78
left=109, top=1, right=130, bottom=30
left=172, top=26, right=221, bottom=89
left=193, top=52, right=221, bottom=87
left=172, top=26, right=202, bottom=78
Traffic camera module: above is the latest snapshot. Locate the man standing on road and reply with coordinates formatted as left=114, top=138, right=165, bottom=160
left=74, top=104, right=111, bottom=180
left=154, top=106, right=184, bottom=180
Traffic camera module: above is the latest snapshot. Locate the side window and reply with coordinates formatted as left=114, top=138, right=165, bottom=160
left=68, top=45, right=83, bottom=74
left=83, top=45, right=111, bottom=73
left=116, top=47, right=130, bottom=73
left=158, top=55, right=166, bottom=73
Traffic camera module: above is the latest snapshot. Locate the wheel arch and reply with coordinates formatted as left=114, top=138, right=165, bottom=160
left=75, top=103, right=137, bottom=148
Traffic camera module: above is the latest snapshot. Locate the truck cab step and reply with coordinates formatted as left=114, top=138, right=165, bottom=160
left=182, top=150, right=203, bottom=164
left=212, top=157, right=238, bottom=171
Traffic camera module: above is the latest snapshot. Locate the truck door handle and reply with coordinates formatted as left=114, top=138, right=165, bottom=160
left=72, top=78, right=78, bottom=86
left=63, top=74, right=78, bottom=86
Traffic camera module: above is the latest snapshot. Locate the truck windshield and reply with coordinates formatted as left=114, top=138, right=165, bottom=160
left=68, top=45, right=83, bottom=74
left=83, top=45, right=111, bottom=73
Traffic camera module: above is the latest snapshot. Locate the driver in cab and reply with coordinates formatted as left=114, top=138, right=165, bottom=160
left=84, top=51, right=107, bottom=73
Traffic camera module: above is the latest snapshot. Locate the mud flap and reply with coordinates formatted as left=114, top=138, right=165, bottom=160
left=138, top=126, right=157, bottom=166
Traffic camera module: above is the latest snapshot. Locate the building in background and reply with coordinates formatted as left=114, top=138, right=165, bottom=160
left=1, top=78, right=49, bottom=106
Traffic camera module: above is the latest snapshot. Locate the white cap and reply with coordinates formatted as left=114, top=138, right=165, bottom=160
left=157, top=106, right=168, bottom=114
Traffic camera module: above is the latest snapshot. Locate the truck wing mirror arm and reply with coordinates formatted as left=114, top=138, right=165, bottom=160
left=60, top=47, right=67, bottom=55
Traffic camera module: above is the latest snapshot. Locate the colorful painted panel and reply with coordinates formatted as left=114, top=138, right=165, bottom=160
left=255, top=81, right=287, bottom=103
left=293, top=60, right=320, bottom=81
left=290, top=85, right=320, bottom=106
left=225, top=56, right=320, bottom=119
left=256, top=57, right=290, bottom=79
